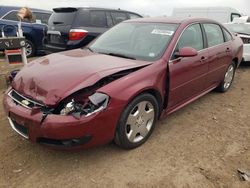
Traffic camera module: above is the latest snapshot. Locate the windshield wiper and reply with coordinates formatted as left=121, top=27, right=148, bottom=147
left=86, top=46, right=94, bottom=52
left=100, top=52, right=136, bottom=60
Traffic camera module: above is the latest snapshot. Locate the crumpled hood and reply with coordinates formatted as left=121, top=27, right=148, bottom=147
left=12, top=49, right=150, bottom=106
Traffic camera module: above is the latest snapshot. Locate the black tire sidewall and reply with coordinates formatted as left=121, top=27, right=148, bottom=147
left=218, top=62, right=236, bottom=92
left=25, top=40, right=35, bottom=57
left=115, top=93, right=159, bottom=149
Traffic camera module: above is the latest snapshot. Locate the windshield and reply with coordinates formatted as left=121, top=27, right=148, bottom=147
left=225, top=24, right=250, bottom=35
left=90, top=22, right=179, bottom=61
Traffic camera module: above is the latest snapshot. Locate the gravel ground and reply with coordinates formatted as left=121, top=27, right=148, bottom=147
left=0, top=58, right=250, bottom=188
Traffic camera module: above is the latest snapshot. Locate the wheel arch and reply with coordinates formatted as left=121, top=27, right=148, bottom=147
left=127, top=88, right=163, bottom=119
left=232, top=57, right=239, bottom=68
left=23, top=34, right=36, bottom=51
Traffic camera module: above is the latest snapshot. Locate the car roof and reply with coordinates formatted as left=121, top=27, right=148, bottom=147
left=53, top=7, right=142, bottom=15
left=0, top=5, right=52, bottom=17
left=124, top=17, right=221, bottom=25
left=225, top=22, right=250, bottom=25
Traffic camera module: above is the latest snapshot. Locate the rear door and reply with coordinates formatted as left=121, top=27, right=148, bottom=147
left=202, top=23, right=233, bottom=88
left=168, top=23, right=209, bottom=108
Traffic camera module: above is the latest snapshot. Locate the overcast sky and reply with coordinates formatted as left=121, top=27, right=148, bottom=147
left=1, top=0, right=250, bottom=16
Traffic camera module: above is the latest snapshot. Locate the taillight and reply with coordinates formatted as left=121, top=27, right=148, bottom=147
left=69, top=29, right=88, bottom=41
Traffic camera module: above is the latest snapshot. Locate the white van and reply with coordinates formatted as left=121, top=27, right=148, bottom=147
left=172, top=7, right=242, bottom=23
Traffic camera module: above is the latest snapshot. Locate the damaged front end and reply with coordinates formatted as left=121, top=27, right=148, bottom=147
left=60, top=92, right=109, bottom=119
left=53, top=67, right=144, bottom=120
left=9, top=66, right=145, bottom=124
left=50, top=67, right=145, bottom=119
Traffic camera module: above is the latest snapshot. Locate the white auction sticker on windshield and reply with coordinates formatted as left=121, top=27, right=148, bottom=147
left=151, top=29, right=174, bottom=36
left=149, top=53, right=155, bottom=57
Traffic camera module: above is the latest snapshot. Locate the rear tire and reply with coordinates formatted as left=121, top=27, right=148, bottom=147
left=114, top=93, right=159, bottom=149
left=216, top=62, right=236, bottom=92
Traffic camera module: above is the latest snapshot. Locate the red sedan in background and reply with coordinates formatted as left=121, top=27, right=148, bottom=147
left=3, top=17, right=243, bottom=150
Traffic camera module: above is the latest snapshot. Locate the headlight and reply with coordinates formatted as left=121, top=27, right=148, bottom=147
left=60, top=100, right=75, bottom=115
left=60, top=92, right=109, bottom=118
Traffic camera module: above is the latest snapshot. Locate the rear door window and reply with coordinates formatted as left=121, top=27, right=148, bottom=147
left=33, top=12, right=51, bottom=24
left=111, top=12, right=128, bottom=25
left=3, top=10, right=33, bottom=23
left=2, top=11, right=19, bottom=21
left=89, top=10, right=107, bottom=27
left=203, top=24, right=224, bottom=47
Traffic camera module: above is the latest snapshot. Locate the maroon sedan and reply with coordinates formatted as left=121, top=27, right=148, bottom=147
left=3, top=17, right=243, bottom=150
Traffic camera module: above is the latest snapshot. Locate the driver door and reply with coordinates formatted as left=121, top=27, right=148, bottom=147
left=167, top=23, right=209, bottom=109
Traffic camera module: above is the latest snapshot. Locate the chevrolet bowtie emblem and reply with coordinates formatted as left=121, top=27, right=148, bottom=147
left=21, top=100, right=30, bottom=106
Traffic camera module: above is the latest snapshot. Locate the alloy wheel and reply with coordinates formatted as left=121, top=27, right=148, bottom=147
left=224, top=64, right=234, bottom=89
left=25, top=41, right=33, bottom=57
left=125, top=101, right=155, bottom=143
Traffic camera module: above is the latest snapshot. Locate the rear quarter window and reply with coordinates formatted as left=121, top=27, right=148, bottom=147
left=128, top=13, right=141, bottom=19
left=89, top=10, right=107, bottom=27
left=111, top=12, right=128, bottom=25
left=222, top=28, right=232, bottom=42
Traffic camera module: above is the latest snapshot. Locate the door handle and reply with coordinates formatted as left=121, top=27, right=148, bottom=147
left=200, top=56, right=207, bottom=63
left=226, top=48, right=231, bottom=53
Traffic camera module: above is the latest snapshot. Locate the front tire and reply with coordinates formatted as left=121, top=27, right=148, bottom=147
left=114, top=93, right=159, bottom=149
left=216, top=62, right=236, bottom=92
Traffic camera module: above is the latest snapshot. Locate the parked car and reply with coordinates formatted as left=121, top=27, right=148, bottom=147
left=44, top=7, right=142, bottom=53
left=0, top=6, right=52, bottom=57
left=3, top=17, right=243, bottom=150
left=172, top=7, right=242, bottom=23
left=224, top=17, right=250, bottom=62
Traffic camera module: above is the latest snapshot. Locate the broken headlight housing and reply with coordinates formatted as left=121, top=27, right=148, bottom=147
left=60, top=92, right=109, bottom=119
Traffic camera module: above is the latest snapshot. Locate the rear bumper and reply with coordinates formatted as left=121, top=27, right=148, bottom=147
left=3, top=89, right=122, bottom=149
left=44, top=35, right=96, bottom=54
left=44, top=44, right=67, bottom=54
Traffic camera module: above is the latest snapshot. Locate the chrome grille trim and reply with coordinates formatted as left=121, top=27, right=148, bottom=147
left=7, top=117, right=28, bottom=139
left=8, top=89, right=45, bottom=109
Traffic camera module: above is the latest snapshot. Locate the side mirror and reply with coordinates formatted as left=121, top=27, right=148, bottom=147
left=174, top=47, right=198, bottom=58
left=17, top=7, right=34, bottom=21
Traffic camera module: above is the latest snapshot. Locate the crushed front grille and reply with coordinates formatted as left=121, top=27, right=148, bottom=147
left=8, top=89, right=45, bottom=109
